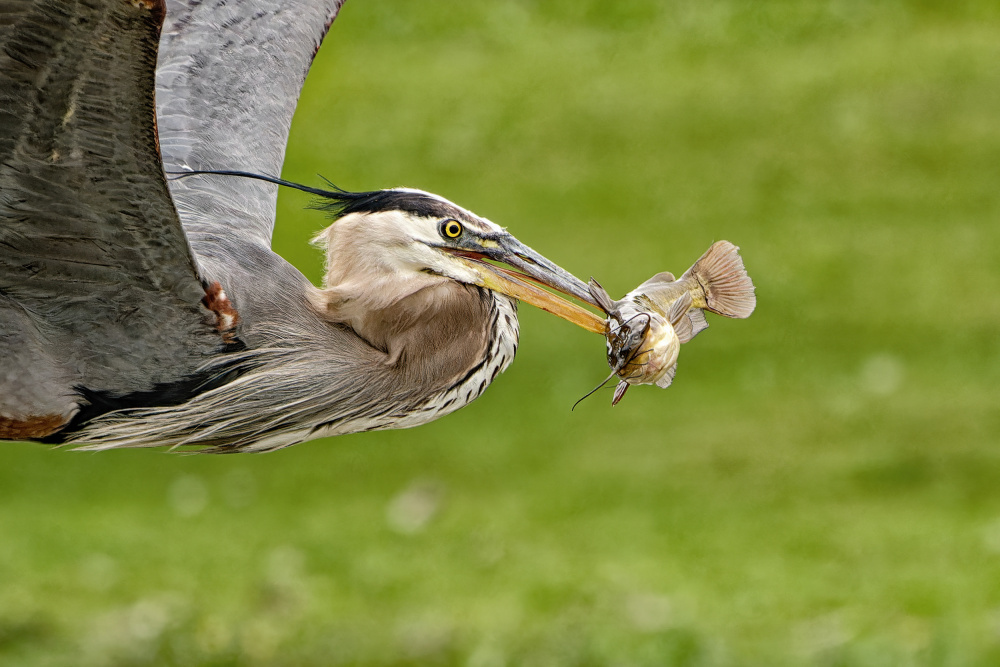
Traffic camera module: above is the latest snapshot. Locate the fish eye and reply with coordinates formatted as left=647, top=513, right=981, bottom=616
left=441, top=219, right=463, bottom=239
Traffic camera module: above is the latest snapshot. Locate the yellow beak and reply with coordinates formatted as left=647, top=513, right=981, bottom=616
left=462, top=259, right=607, bottom=335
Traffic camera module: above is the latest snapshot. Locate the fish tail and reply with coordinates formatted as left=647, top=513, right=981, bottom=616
left=682, top=241, right=756, bottom=319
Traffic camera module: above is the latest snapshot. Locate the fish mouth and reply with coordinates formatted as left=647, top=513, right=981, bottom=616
left=445, top=236, right=606, bottom=334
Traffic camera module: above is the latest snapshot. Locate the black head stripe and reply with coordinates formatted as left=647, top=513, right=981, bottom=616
left=324, top=189, right=475, bottom=222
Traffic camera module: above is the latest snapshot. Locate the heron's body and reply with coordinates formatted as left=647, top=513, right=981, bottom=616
left=0, top=0, right=602, bottom=451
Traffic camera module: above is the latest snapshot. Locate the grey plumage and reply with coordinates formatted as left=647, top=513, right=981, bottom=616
left=0, top=0, right=603, bottom=452
left=158, top=0, right=344, bottom=294
left=0, top=0, right=224, bottom=437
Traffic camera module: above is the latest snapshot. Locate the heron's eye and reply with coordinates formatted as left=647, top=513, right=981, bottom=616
left=441, top=219, right=463, bottom=239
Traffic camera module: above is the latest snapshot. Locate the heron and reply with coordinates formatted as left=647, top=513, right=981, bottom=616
left=0, top=0, right=608, bottom=452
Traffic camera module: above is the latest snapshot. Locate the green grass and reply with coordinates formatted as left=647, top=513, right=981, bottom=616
left=4, top=1, right=1000, bottom=664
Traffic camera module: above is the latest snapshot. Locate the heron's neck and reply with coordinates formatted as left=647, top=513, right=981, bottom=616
left=311, top=280, right=495, bottom=387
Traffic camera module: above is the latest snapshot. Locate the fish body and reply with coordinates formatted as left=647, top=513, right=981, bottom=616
left=611, top=291, right=690, bottom=388
left=589, top=241, right=756, bottom=404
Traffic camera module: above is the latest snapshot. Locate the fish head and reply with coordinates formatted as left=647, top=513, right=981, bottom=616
left=588, top=277, right=657, bottom=375
left=613, top=307, right=680, bottom=386
left=605, top=310, right=651, bottom=373
left=590, top=276, right=680, bottom=394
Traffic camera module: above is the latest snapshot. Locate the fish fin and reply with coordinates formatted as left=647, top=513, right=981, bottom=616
left=638, top=271, right=676, bottom=289
left=682, top=240, right=756, bottom=319
left=667, top=292, right=694, bottom=343
left=588, top=278, right=616, bottom=314
left=656, top=363, right=677, bottom=389
left=612, top=380, right=630, bottom=405
left=687, top=308, right=709, bottom=340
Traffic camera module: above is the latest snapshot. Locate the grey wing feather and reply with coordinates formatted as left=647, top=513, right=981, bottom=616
left=0, top=0, right=225, bottom=433
left=156, top=0, right=345, bottom=254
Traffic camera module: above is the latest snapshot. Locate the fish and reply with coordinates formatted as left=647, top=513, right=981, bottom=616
left=588, top=240, right=756, bottom=405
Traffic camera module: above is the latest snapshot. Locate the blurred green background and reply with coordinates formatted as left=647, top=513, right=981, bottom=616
left=3, top=1, right=1000, bottom=665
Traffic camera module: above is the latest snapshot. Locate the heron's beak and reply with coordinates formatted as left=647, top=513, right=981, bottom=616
left=448, top=234, right=607, bottom=335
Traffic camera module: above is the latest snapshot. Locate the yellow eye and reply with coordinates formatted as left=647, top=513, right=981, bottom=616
left=442, top=220, right=463, bottom=238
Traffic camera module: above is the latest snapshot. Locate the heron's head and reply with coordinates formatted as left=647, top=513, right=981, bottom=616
left=311, top=187, right=605, bottom=332
left=168, top=170, right=605, bottom=332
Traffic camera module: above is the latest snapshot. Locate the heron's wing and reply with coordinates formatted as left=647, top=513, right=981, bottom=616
left=0, top=0, right=228, bottom=438
left=156, top=0, right=346, bottom=250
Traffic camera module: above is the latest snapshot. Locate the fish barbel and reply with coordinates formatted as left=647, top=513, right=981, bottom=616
left=589, top=241, right=756, bottom=404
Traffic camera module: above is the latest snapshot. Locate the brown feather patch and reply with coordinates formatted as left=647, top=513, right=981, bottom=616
left=202, top=282, right=240, bottom=344
left=127, top=0, right=166, bottom=22
left=0, top=415, right=67, bottom=439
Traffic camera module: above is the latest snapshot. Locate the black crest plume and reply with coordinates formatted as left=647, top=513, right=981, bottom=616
left=168, top=170, right=470, bottom=221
